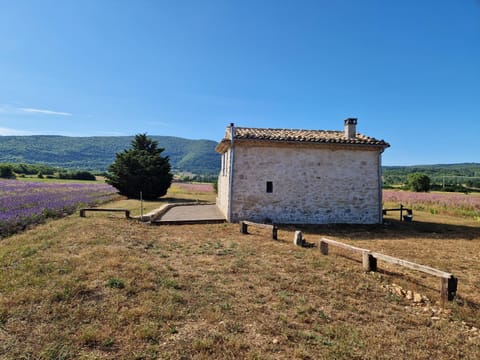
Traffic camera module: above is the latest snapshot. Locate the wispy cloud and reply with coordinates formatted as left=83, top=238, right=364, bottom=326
left=0, top=104, right=73, bottom=117
left=21, top=108, right=72, bottom=116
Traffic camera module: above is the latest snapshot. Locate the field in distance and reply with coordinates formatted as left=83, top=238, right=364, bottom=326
left=0, top=184, right=479, bottom=359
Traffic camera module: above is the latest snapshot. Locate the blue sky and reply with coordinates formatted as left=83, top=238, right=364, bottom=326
left=0, top=0, right=479, bottom=165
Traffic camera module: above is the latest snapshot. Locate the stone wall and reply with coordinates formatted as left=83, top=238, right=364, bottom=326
left=228, top=143, right=383, bottom=224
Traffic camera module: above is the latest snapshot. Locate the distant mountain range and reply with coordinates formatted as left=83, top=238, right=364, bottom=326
left=0, top=135, right=478, bottom=180
left=0, top=135, right=220, bottom=174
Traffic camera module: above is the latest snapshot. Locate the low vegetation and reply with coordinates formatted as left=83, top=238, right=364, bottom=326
left=384, top=189, right=480, bottom=220
left=0, top=179, right=117, bottom=238
left=2, top=163, right=57, bottom=176
left=58, top=171, right=97, bottom=181
left=0, top=185, right=479, bottom=359
left=1, top=162, right=100, bottom=182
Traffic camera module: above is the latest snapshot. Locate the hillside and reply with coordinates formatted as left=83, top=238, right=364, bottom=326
left=0, top=135, right=220, bottom=174
left=1, top=135, right=478, bottom=181
left=383, top=163, right=480, bottom=187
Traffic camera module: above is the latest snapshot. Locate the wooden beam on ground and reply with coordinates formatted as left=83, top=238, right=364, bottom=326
left=240, top=221, right=278, bottom=240
left=319, top=237, right=369, bottom=254
left=370, top=252, right=452, bottom=279
left=318, top=237, right=458, bottom=303
left=80, top=208, right=131, bottom=219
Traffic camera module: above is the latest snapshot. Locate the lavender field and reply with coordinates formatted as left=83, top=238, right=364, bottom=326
left=383, top=189, right=480, bottom=219
left=0, top=179, right=117, bottom=237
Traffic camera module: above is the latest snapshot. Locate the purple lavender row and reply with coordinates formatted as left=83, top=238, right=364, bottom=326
left=0, top=180, right=117, bottom=237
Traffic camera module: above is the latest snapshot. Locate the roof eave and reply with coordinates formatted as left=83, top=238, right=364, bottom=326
left=216, top=138, right=390, bottom=152
left=215, top=140, right=230, bottom=153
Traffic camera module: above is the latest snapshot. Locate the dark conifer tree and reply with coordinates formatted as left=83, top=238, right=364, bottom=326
left=106, top=134, right=173, bottom=199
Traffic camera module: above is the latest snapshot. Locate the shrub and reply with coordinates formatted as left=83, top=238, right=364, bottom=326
left=0, top=165, right=15, bottom=179
left=407, top=173, right=431, bottom=192
left=59, top=171, right=96, bottom=181
left=11, top=163, right=56, bottom=175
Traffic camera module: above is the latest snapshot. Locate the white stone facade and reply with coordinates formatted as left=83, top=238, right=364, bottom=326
left=217, top=142, right=384, bottom=224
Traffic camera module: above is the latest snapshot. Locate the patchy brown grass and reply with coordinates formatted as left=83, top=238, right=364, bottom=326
left=97, top=182, right=217, bottom=217
left=0, top=187, right=479, bottom=359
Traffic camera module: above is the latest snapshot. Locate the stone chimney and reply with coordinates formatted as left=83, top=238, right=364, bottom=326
left=344, top=118, right=357, bottom=139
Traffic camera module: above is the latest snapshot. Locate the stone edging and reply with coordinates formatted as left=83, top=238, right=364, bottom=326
left=132, top=202, right=216, bottom=222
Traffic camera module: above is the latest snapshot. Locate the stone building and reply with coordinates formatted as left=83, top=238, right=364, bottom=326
left=215, top=118, right=390, bottom=224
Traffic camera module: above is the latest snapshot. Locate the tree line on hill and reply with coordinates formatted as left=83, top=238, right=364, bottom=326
left=0, top=135, right=220, bottom=175
left=0, top=163, right=97, bottom=181
left=383, top=163, right=480, bottom=193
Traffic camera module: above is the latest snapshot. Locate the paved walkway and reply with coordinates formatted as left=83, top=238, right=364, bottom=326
left=151, top=204, right=226, bottom=224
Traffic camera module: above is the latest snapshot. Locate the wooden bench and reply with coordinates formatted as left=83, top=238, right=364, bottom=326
left=80, top=208, right=131, bottom=219
left=383, top=204, right=413, bottom=221
left=318, top=237, right=458, bottom=305
left=240, top=220, right=278, bottom=240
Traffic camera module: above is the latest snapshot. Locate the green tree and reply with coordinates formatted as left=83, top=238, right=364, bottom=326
left=407, top=173, right=431, bottom=192
left=0, top=164, right=15, bottom=179
left=59, top=171, right=96, bottom=181
left=106, top=134, right=173, bottom=199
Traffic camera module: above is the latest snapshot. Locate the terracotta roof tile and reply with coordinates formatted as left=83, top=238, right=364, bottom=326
left=220, top=127, right=389, bottom=147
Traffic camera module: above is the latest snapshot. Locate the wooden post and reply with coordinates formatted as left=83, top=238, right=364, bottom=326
left=294, top=231, right=303, bottom=246
left=272, top=226, right=278, bottom=240
left=240, top=221, right=248, bottom=234
left=319, top=240, right=328, bottom=255
left=80, top=209, right=85, bottom=217
left=441, top=276, right=458, bottom=306
left=448, top=276, right=458, bottom=301
left=400, top=204, right=403, bottom=221
left=362, top=252, right=370, bottom=271
left=440, top=277, right=448, bottom=308
left=362, top=252, right=377, bottom=272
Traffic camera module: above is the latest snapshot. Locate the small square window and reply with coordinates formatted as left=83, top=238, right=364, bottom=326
left=266, top=181, right=273, bottom=193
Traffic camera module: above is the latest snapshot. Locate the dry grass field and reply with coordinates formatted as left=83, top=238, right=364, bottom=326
left=0, top=185, right=479, bottom=359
